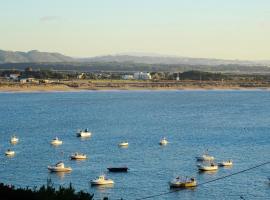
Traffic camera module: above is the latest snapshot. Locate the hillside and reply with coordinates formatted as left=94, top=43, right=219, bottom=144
left=0, top=50, right=74, bottom=63
left=81, top=54, right=269, bottom=66
left=1, top=49, right=270, bottom=66
left=0, top=50, right=270, bottom=73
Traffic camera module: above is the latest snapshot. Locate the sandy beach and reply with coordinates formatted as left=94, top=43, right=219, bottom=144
left=0, top=81, right=269, bottom=92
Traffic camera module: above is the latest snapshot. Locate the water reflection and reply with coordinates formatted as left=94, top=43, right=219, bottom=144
left=118, top=146, right=128, bottom=149
left=49, top=171, right=71, bottom=180
left=6, top=154, right=15, bottom=158
left=222, top=166, right=233, bottom=169
left=91, top=184, right=114, bottom=191
left=80, top=137, right=91, bottom=142
left=198, top=170, right=218, bottom=175
left=170, top=187, right=196, bottom=192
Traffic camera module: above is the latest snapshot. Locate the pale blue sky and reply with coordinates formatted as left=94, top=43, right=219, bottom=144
left=0, top=0, right=270, bottom=59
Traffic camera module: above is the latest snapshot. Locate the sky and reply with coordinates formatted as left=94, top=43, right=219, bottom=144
left=0, top=0, right=270, bottom=60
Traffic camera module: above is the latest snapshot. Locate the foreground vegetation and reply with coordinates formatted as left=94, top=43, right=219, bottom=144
left=0, top=181, right=109, bottom=200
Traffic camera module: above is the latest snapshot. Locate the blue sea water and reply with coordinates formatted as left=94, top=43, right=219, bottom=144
left=0, top=90, right=269, bottom=200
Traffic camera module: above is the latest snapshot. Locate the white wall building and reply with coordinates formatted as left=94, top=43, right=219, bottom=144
left=9, top=74, right=20, bottom=80
left=20, top=78, right=38, bottom=84
left=133, top=72, right=151, bottom=80
left=122, top=75, right=134, bottom=80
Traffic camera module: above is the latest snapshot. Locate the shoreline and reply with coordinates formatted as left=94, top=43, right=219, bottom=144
left=1, top=80, right=270, bottom=93
left=0, top=84, right=269, bottom=93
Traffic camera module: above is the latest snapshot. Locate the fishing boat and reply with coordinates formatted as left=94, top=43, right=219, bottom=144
left=118, top=141, right=129, bottom=147
left=70, top=152, right=87, bottom=160
left=197, top=162, right=218, bottom=171
left=51, top=137, right=63, bottom=145
left=159, top=137, right=168, bottom=145
left=91, top=175, right=114, bottom=185
left=48, top=161, right=72, bottom=172
left=5, top=149, right=15, bottom=156
left=10, top=135, right=19, bottom=144
left=196, top=151, right=215, bottom=161
left=169, top=177, right=197, bottom=188
left=218, top=160, right=233, bottom=167
left=107, top=166, right=128, bottom=172
left=76, top=129, right=92, bottom=138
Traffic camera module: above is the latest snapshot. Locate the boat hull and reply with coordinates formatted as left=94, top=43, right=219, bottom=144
left=218, top=161, right=233, bottom=167
left=51, top=141, right=62, bottom=145
left=10, top=139, right=19, bottom=144
left=118, top=143, right=128, bottom=147
left=48, top=166, right=72, bottom=172
left=77, top=132, right=91, bottom=138
left=159, top=141, right=168, bottom=145
left=198, top=165, right=218, bottom=171
left=5, top=151, right=15, bottom=156
left=91, top=180, right=114, bottom=185
left=70, top=155, right=87, bottom=160
left=170, top=181, right=197, bottom=188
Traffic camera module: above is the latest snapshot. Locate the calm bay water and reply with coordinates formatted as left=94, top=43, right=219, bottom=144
left=0, top=90, right=269, bottom=199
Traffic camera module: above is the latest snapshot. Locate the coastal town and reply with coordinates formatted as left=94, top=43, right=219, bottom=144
left=1, top=67, right=270, bottom=91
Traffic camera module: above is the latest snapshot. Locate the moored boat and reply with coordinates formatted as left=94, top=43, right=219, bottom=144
left=5, top=149, right=15, bottom=156
left=169, top=177, right=197, bottom=188
left=51, top=137, right=63, bottom=145
left=10, top=135, right=19, bottom=144
left=218, top=160, right=233, bottom=167
left=107, top=166, right=128, bottom=172
left=118, top=141, right=129, bottom=147
left=197, top=162, right=218, bottom=171
left=77, top=129, right=92, bottom=138
left=196, top=153, right=215, bottom=161
left=91, top=175, right=114, bottom=185
left=70, top=152, right=87, bottom=160
left=48, top=161, right=72, bottom=172
left=159, top=137, right=168, bottom=145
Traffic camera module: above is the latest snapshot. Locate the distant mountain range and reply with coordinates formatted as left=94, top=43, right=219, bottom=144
left=1, top=49, right=270, bottom=74
left=0, top=50, right=73, bottom=63
left=83, top=55, right=270, bottom=66
left=1, top=49, right=269, bottom=67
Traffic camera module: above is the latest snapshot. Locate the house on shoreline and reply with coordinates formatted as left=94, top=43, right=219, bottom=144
left=20, top=78, right=39, bottom=84
left=122, top=72, right=152, bottom=80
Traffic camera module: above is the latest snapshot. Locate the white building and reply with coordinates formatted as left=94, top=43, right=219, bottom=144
left=20, top=78, right=28, bottom=84
left=122, top=75, right=134, bottom=80
left=134, top=72, right=151, bottom=80
left=9, top=74, right=20, bottom=80
left=77, top=73, right=85, bottom=79
left=20, top=78, right=38, bottom=84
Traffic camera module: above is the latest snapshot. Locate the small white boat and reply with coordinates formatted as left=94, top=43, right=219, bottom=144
left=118, top=141, right=129, bottom=147
left=77, top=129, right=92, bottom=138
left=196, top=153, right=215, bottom=161
left=169, top=176, right=197, bottom=188
left=91, top=175, right=114, bottom=185
left=197, top=162, right=218, bottom=171
left=10, top=135, right=19, bottom=144
left=48, top=161, right=72, bottom=172
left=218, top=160, right=233, bottom=167
left=51, top=137, right=63, bottom=145
left=70, top=152, right=87, bottom=160
left=5, top=149, right=15, bottom=156
left=159, top=137, right=168, bottom=145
